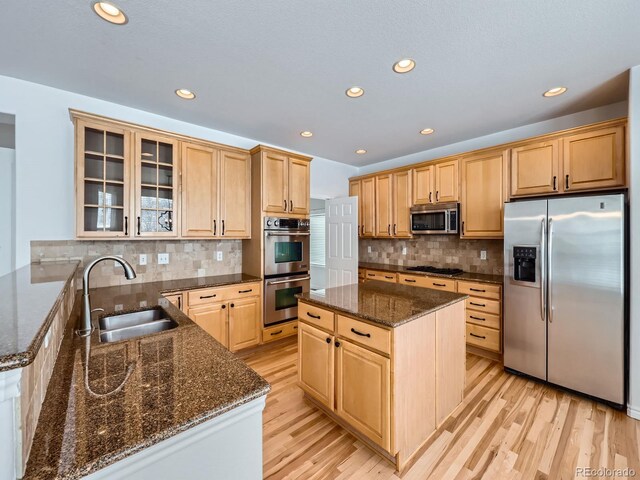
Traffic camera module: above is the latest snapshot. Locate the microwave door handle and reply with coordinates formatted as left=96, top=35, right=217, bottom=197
left=445, top=210, right=450, bottom=233
left=266, top=276, right=311, bottom=286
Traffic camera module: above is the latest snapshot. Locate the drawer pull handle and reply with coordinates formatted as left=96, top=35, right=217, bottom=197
left=293, top=325, right=298, bottom=329
left=238, top=289, right=253, bottom=293
left=200, top=294, right=216, bottom=299
left=270, top=330, right=283, bottom=336
left=404, top=279, right=416, bottom=283
left=433, top=283, right=446, bottom=287
left=470, top=315, right=486, bottom=321
left=470, top=288, right=486, bottom=293
left=384, top=275, right=394, bottom=279
left=470, top=302, right=486, bottom=307
left=367, top=273, right=375, bottom=277
left=470, top=332, right=486, bottom=339
left=307, top=312, right=321, bottom=319
left=350, top=328, right=371, bottom=338
left=326, top=337, right=331, bottom=343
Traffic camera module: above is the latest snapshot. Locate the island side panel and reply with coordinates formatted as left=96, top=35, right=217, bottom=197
left=435, top=300, right=466, bottom=426
left=392, top=311, right=437, bottom=467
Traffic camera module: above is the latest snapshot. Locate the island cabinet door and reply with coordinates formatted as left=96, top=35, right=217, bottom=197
left=298, top=322, right=335, bottom=409
left=188, top=303, right=228, bottom=348
left=335, top=339, right=391, bottom=452
left=228, top=297, right=261, bottom=352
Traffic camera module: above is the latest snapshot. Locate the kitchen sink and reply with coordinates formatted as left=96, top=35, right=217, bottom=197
left=98, top=308, right=178, bottom=343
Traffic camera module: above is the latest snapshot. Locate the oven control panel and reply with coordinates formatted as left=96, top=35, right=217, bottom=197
left=264, top=217, right=310, bottom=231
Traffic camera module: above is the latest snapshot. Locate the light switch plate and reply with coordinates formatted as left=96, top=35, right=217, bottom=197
left=158, top=253, right=169, bottom=265
left=402, top=247, right=407, bottom=255
left=216, top=251, right=223, bottom=261
left=367, top=246, right=372, bottom=253
left=480, top=250, right=487, bottom=260
left=139, top=254, right=147, bottom=266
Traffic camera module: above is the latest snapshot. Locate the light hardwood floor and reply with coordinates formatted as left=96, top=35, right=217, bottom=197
left=241, top=340, right=640, bottom=479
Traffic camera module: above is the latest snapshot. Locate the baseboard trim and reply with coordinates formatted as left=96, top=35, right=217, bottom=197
left=627, top=405, right=640, bottom=419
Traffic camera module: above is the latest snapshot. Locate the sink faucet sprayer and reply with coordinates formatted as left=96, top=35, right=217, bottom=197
left=78, top=255, right=136, bottom=337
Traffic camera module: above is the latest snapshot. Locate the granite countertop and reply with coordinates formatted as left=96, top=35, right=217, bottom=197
left=24, top=273, right=269, bottom=480
left=0, top=261, right=79, bottom=372
left=297, top=280, right=467, bottom=328
left=359, top=262, right=503, bottom=285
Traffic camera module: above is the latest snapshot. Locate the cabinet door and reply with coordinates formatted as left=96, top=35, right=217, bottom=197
left=75, top=120, right=131, bottom=238
left=361, top=177, right=376, bottom=237
left=134, top=132, right=179, bottom=237
left=434, top=160, right=459, bottom=203
left=262, top=151, right=288, bottom=213
left=412, top=165, right=434, bottom=205
left=562, top=126, right=625, bottom=192
left=188, top=303, right=228, bottom=348
left=298, top=322, right=334, bottom=409
left=460, top=151, right=507, bottom=238
left=349, top=180, right=362, bottom=236
left=164, top=293, right=183, bottom=312
left=288, top=158, right=310, bottom=215
left=219, top=150, right=251, bottom=238
left=392, top=171, right=412, bottom=237
left=510, top=140, right=560, bottom=197
left=228, top=297, right=261, bottom=352
left=181, top=142, right=218, bottom=237
left=375, top=174, right=393, bottom=237
left=336, top=339, right=391, bottom=451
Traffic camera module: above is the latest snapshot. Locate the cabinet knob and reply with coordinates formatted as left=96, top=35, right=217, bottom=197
left=335, top=341, right=341, bottom=347
left=221, top=304, right=226, bottom=309
left=230, top=303, right=235, bottom=308
left=326, top=337, right=331, bottom=344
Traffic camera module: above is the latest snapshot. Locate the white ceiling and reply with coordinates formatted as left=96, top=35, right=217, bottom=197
left=0, top=1, right=638, bottom=166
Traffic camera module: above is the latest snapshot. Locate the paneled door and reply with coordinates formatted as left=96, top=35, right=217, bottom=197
left=219, top=150, right=251, bottom=238
left=262, top=151, right=288, bottom=213
left=181, top=142, right=218, bottom=237
left=434, top=160, right=459, bottom=203
left=288, top=157, right=310, bottom=215
left=392, top=170, right=412, bottom=237
left=510, top=140, right=560, bottom=197
left=228, top=297, right=260, bottom=352
left=325, top=196, right=358, bottom=288
left=361, top=177, right=376, bottom=237
left=375, top=174, right=393, bottom=237
left=349, top=180, right=362, bottom=236
left=298, top=322, right=335, bottom=409
left=188, top=303, right=228, bottom=348
left=412, top=165, right=434, bottom=205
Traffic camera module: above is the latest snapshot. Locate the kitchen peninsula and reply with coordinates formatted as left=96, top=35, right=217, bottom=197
left=296, top=280, right=467, bottom=472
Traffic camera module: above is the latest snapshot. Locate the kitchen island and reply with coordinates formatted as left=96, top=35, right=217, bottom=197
left=296, top=280, right=467, bottom=473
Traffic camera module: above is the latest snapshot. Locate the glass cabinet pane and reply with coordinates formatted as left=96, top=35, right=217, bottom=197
left=137, top=136, right=175, bottom=235
left=85, top=128, right=104, bottom=153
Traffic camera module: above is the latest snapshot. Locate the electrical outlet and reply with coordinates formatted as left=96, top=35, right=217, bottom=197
left=216, top=251, right=223, bottom=261
left=402, top=247, right=407, bottom=255
left=158, top=253, right=169, bottom=265
left=480, top=250, right=487, bottom=260
left=113, top=254, right=124, bottom=267
left=367, top=246, right=372, bottom=253
left=139, top=301, right=147, bottom=308
left=139, top=254, right=147, bottom=266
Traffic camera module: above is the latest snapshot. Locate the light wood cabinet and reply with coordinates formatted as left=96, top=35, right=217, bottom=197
left=434, top=160, right=459, bottom=203
left=375, top=174, right=393, bottom=237
left=457, top=280, right=503, bottom=358
left=262, top=321, right=298, bottom=343
left=228, top=296, right=261, bottom=351
left=412, top=165, right=434, bottom=205
left=361, top=177, right=376, bottom=237
left=164, top=293, right=184, bottom=312
left=397, top=273, right=456, bottom=292
left=188, top=302, right=228, bottom=347
left=298, top=321, right=334, bottom=409
left=349, top=179, right=362, bottom=236
left=219, top=150, right=251, bottom=238
left=255, top=146, right=312, bottom=216
left=392, top=170, right=412, bottom=237
left=510, top=140, right=560, bottom=197
left=180, top=142, right=218, bottom=238
left=336, top=339, right=391, bottom=451
left=460, top=151, right=507, bottom=238
left=562, top=125, right=625, bottom=192
left=364, top=270, right=397, bottom=283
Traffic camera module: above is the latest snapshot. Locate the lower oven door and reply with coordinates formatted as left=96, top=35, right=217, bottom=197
left=264, top=273, right=311, bottom=327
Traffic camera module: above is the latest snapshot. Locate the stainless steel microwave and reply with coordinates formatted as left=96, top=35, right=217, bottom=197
left=410, top=203, right=459, bottom=234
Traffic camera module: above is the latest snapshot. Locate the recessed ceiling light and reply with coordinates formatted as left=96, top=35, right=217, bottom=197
left=175, top=89, right=196, bottom=100
left=420, top=128, right=435, bottom=135
left=543, top=87, right=567, bottom=97
left=300, top=131, right=313, bottom=138
left=92, top=2, right=128, bottom=25
left=346, top=86, right=364, bottom=98
left=355, top=149, right=367, bottom=155
left=393, top=58, right=416, bottom=74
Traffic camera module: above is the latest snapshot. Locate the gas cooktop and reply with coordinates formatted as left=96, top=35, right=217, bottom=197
left=405, top=266, right=464, bottom=276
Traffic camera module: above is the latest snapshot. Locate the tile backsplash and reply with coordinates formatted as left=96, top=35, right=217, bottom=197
left=359, top=236, right=504, bottom=275
left=31, top=240, right=242, bottom=288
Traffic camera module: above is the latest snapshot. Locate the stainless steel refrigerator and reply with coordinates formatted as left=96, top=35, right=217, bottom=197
left=504, top=193, right=626, bottom=406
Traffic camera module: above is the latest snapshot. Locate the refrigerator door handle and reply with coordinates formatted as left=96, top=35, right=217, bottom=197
left=548, top=218, right=554, bottom=323
left=540, top=218, right=546, bottom=322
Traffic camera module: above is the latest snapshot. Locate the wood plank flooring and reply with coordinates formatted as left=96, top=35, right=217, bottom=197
left=241, top=340, right=640, bottom=479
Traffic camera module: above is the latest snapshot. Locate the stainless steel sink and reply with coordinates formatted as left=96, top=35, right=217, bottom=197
left=98, top=308, right=178, bottom=343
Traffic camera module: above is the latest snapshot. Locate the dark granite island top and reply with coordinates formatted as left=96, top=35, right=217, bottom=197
left=359, top=261, right=503, bottom=285
left=0, top=261, right=79, bottom=371
left=24, top=274, right=269, bottom=480
left=297, top=280, right=467, bottom=328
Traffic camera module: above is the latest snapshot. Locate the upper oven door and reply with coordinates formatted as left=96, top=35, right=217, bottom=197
left=264, top=232, right=310, bottom=276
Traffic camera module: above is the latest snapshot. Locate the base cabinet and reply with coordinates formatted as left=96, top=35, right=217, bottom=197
left=298, top=322, right=334, bottom=409
left=228, top=297, right=261, bottom=352
left=188, top=303, right=228, bottom=347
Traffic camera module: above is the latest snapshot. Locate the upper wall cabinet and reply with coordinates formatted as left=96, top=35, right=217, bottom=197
left=75, top=119, right=131, bottom=238
left=252, top=146, right=312, bottom=217
left=510, top=140, right=560, bottom=197
left=392, top=170, right=412, bottom=237
left=412, top=160, right=458, bottom=205
left=375, top=174, right=393, bottom=237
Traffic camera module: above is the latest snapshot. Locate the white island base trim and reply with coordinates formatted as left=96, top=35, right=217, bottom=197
left=86, top=395, right=267, bottom=480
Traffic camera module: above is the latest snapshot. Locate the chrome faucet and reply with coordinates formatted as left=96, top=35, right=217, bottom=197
left=78, top=255, right=137, bottom=337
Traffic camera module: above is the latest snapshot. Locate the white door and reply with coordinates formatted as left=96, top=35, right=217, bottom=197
left=0, top=147, right=15, bottom=276
left=326, top=196, right=358, bottom=288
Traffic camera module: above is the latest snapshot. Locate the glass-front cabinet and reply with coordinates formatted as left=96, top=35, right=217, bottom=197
left=134, top=133, right=178, bottom=237
left=76, top=120, right=131, bottom=237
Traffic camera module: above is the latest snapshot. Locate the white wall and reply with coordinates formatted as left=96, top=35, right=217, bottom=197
left=0, top=147, right=15, bottom=276
left=357, top=101, right=628, bottom=175
left=0, top=75, right=356, bottom=268
left=628, top=66, right=640, bottom=418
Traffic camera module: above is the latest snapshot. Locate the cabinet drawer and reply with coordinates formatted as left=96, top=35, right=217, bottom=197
left=465, top=297, right=501, bottom=316
left=298, top=302, right=335, bottom=332
left=188, top=282, right=260, bottom=307
left=358, top=268, right=365, bottom=279
left=466, top=324, right=501, bottom=352
left=398, top=274, right=456, bottom=292
left=337, top=315, right=391, bottom=355
left=365, top=270, right=397, bottom=283
left=262, top=321, right=298, bottom=343
left=457, top=281, right=501, bottom=300
left=466, top=310, right=500, bottom=330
